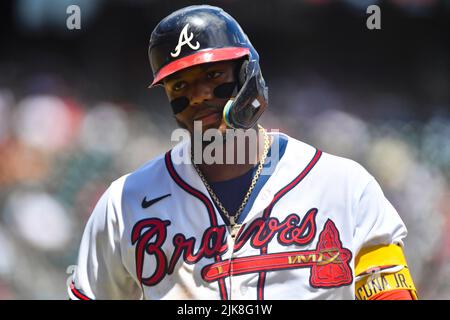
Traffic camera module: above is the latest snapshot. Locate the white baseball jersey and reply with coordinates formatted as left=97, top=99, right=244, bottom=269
left=68, top=132, right=407, bottom=300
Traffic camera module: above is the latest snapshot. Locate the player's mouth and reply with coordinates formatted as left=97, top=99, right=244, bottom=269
left=194, top=111, right=223, bottom=126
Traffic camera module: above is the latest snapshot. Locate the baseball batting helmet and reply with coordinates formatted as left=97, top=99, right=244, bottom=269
left=148, top=5, right=268, bottom=130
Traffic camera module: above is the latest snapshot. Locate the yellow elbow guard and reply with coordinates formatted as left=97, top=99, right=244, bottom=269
left=355, top=244, right=418, bottom=300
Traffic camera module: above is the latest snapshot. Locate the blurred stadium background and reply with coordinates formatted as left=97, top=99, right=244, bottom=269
left=0, top=0, right=449, bottom=299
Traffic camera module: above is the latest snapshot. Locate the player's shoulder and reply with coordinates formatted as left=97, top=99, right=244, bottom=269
left=321, top=150, right=371, bottom=178
left=283, top=133, right=373, bottom=185
left=109, top=137, right=190, bottom=197
left=113, top=152, right=170, bottom=196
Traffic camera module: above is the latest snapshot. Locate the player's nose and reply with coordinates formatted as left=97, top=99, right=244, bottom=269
left=189, top=82, right=214, bottom=107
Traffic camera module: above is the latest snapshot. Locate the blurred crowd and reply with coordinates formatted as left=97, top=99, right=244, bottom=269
left=0, top=88, right=175, bottom=299
left=0, top=79, right=449, bottom=299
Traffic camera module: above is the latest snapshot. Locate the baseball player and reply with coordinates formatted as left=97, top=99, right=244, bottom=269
left=68, top=5, right=418, bottom=300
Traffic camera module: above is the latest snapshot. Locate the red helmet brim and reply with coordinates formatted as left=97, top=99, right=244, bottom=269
left=149, top=47, right=250, bottom=87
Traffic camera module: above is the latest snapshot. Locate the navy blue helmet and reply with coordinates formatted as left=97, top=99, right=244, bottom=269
left=148, top=5, right=268, bottom=130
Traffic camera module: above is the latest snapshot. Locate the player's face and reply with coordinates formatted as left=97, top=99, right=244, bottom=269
left=163, top=60, right=237, bottom=135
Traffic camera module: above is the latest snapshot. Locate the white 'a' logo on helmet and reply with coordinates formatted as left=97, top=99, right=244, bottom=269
left=170, top=23, right=200, bottom=58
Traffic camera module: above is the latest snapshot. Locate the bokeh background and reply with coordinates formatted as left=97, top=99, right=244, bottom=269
left=0, top=0, right=449, bottom=299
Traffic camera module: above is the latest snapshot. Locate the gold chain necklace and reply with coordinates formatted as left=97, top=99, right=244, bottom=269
left=191, top=125, right=270, bottom=239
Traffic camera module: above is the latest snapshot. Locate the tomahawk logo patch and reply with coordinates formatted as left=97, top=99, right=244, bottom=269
left=171, top=23, right=200, bottom=57
left=202, top=218, right=352, bottom=288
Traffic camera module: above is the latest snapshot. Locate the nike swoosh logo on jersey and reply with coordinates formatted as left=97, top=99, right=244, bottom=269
left=141, top=194, right=171, bottom=208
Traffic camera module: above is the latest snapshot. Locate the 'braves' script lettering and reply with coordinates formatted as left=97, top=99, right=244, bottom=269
left=132, top=209, right=317, bottom=286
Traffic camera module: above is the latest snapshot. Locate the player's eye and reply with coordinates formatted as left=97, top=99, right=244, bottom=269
left=172, top=81, right=187, bottom=92
left=207, top=71, right=223, bottom=80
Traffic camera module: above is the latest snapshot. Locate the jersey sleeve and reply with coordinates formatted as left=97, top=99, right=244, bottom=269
left=353, top=176, right=407, bottom=251
left=353, top=175, right=417, bottom=299
left=68, top=185, right=142, bottom=300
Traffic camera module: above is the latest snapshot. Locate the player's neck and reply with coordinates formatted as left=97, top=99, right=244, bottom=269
left=193, top=127, right=271, bottom=183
